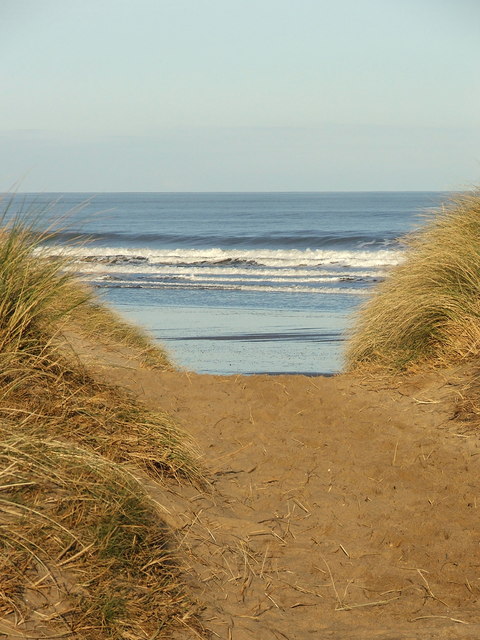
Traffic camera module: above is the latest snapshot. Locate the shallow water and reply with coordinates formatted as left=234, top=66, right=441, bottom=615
left=101, top=293, right=349, bottom=375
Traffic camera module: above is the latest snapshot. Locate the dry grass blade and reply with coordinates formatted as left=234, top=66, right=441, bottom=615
left=335, top=596, right=400, bottom=611
left=411, top=615, right=470, bottom=624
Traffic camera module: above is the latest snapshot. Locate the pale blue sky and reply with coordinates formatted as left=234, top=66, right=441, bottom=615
left=1, top=0, right=479, bottom=191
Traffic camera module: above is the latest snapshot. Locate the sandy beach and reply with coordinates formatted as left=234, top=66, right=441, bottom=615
left=74, top=332, right=480, bottom=639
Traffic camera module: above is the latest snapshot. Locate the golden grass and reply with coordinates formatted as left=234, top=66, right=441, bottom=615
left=0, top=208, right=199, bottom=481
left=59, top=281, right=172, bottom=369
left=0, top=429, right=199, bottom=638
left=0, top=195, right=172, bottom=369
left=346, top=191, right=480, bottom=371
left=0, top=202, right=205, bottom=637
left=0, top=355, right=202, bottom=483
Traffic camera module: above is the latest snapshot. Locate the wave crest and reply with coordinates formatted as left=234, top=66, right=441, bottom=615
left=56, top=245, right=403, bottom=269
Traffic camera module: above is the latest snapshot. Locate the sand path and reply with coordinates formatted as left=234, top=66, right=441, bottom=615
left=73, top=336, right=480, bottom=639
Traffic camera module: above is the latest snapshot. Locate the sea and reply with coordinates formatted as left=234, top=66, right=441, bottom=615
left=15, top=192, right=449, bottom=375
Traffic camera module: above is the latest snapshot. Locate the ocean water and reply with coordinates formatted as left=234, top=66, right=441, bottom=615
left=18, top=191, right=448, bottom=374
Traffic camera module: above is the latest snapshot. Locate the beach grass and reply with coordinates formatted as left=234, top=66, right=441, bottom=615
left=0, top=430, right=199, bottom=638
left=0, top=194, right=172, bottom=369
left=60, top=281, right=173, bottom=369
left=0, top=202, right=204, bottom=637
left=346, top=190, right=480, bottom=371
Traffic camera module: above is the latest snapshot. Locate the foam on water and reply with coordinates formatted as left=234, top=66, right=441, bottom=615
left=42, top=242, right=397, bottom=296
left=66, top=262, right=389, bottom=279
left=90, top=279, right=368, bottom=295
left=55, top=245, right=403, bottom=269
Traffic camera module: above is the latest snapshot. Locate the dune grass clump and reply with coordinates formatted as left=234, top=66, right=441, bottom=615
left=346, top=191, right=480, bottom=371
left=1, top=362, right=202, bottom=483
left=0, top=430, right=198, bottom=638
left=60, top=281, right=172, bottom=369
left=0, top=195, right=172, bottom=370
left=0, top=206, right=199, bottom=480
left=0, top=201, right=205, bottom=636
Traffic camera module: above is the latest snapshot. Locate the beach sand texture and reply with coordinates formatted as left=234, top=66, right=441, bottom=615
left=74, top=332, right=480, bottom=640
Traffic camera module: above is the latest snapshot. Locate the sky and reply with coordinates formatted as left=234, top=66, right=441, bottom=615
left=1, top=0, right=479, bottom=192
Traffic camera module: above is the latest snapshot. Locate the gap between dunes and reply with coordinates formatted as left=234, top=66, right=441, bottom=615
left=67, top=332, right=480, bottom=640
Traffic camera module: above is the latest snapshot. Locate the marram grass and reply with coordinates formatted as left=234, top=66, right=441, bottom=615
left=346, top=191, right=480, bottom=371
left=0, top=201, right=205, bottom=638
left=59, top=281, right=173, bottom=369
left=0, top=430, right=200, bottom=638
left=0, top=195, right=172, bottom=369
left=0, top=204, right=199, bottom=480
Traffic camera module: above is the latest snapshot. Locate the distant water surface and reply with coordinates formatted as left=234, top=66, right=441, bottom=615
left=18, top=191, right=448, bottom=374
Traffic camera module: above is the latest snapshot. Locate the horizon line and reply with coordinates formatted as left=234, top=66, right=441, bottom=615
left=10, top=189, right=454, bottom=195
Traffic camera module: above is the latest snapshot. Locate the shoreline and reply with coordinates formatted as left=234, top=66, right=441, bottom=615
left=244, top=370, right=336, bottom=376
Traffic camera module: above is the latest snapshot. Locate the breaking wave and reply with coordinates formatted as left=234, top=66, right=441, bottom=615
left=56, top=245, right=403, bottom=269
left=38, top=243, right=402, bottom=294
